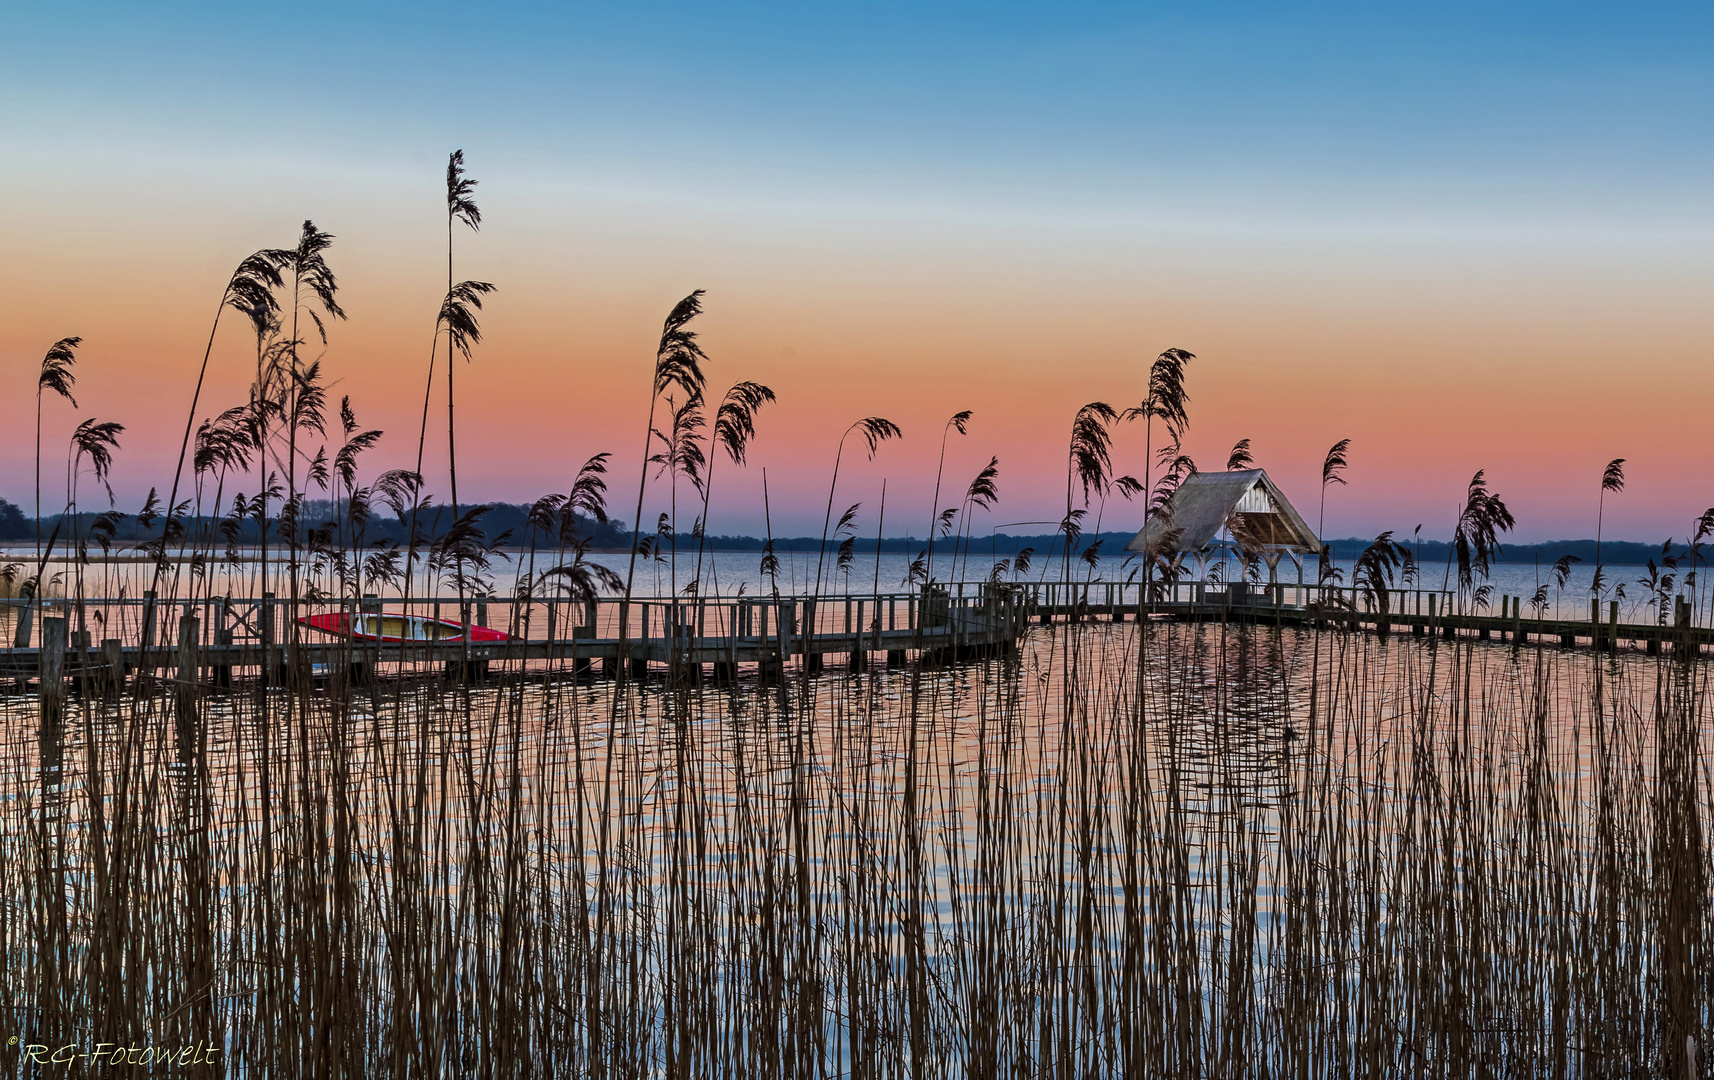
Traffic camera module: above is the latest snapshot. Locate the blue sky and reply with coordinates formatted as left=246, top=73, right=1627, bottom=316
left=14, top=2, right=1712, bottom=218
left=5, top=3, right=1713, bottom=540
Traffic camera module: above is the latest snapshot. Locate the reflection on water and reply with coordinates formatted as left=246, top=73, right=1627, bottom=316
left=1, top=621, right=1707, bottom=1074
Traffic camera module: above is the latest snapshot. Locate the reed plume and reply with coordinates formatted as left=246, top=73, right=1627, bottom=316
left=1690, top=509, right=1714, bottom=617
left=924, top=410, right=973, bottom=582
left=281, top=221, right=346, bottom=613
left=834, top=502, right=861, bottom=585
left=534, top=466, right=620, bottom=610
left=953, top=455, right=1001, bottom=580
left=436, top=279, right=498, bottom=520
left=1063, top=402, right=1118, bottom=580
left=623, top=291, right=709, bottom=609
left=331, top=397, right=384, bottom=563
left=63, top=420, right=124, bottom=573
left=649, top=393, right=707, bottom=594
left=446, top=149, right=482, bottom=275
left=1352, top=530, right=1406, bottom=628
left=1150, top=454, right=1195, bottom=521
left=692, top=381, right=775, bottom=595
left=1226, top=438, right=1253, bottom=471
left=1594, top=457, right=1626, bottom=599
left=191, top=405, right=257, bottom=558
left=1442, top=469, right=1515, bottom=597
left=1317, top=438, right=1350, bottom=536
left=1125, top=348, right=1194, bottom=555
left=814, top=417, right=901, bottom=596
left=759, top=468, right=780, bottom=593
left=162, top=248, right=294, bottom=573
left=1316, top=438, right=1351, bottom=584
left=35, top=337, right=81, bottom=576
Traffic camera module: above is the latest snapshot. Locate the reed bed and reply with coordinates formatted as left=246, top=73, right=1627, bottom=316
left=2, top=614, right=1708, bottom=1077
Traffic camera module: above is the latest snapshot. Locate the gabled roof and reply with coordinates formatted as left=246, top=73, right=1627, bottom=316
left=1124, top=468, right=1322, bottom=556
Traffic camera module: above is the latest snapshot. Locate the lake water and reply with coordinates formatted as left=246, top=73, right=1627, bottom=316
left=1, top=618, right=1705, bottom=1073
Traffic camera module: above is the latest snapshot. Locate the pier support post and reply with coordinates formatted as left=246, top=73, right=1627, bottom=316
left=175, top=615, right=201, bottom=761
left=887, top=649, right=906, bottom=668
left=713, top=660, right=738, bottom=685
left=259, top=591, right=280, bottom=684
left=804, top=652, right=824, bottom=676
left=357, top=593, right=380, bottom=684
left=36, top=616, right=66, bottom=778
left=176, top=614, right=200, bottom=686
left=141, top=590, right=158, bottom=672
left=101, top=638, right=125, bottom=694
left=39, top=616, right=67, bottom=721
left=445, top=658, right=490, bottom=685
left=848, top=649, right=868, bottom=672
left=213, top=598, right=233, bottom=688
left=69, top=629, right=91, bottom=695
left=11, top=594, right=33, bottom=650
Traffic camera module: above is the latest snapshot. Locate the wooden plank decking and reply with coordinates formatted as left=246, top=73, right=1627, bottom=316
left=2, top=580, right=1707, bottom=692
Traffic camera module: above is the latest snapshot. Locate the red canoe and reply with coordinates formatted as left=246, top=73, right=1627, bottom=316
left=296, top=611, right=511, bottom=643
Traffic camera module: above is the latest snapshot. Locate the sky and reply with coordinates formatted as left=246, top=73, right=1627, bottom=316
left=3, top=2, right=1712, bottom=542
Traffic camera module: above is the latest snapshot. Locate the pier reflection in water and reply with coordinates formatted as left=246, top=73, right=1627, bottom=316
left=1, top=620, right=1707, bottom=1076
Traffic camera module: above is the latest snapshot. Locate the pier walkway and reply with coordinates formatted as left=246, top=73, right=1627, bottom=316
left=2, top=579, right=1708, bottom=693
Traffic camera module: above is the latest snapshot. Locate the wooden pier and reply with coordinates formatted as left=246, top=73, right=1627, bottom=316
left=3, top=579, right=1708, bottom=695
left=0, top=584, right=1029, bottom=691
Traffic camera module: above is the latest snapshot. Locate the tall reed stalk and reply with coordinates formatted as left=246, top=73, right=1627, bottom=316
left=813, top=417, right=900, bottom=598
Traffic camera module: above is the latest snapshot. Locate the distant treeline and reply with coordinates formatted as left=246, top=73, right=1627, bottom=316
left=1320, top=537, right=1683, bottom=567
left=0, top=498, right=1689, bottom=567
left=0, top=498, right=627, bottom=550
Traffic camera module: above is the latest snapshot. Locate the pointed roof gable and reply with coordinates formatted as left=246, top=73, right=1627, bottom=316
left=1124, top=468, right=1322, bottom=555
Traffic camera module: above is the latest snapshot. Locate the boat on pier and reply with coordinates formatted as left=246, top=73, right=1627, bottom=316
left=296, top=611, right=511, bottom=643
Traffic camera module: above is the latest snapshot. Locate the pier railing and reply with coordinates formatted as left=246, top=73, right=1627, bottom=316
left=3, top=577, right=1709, bottom=685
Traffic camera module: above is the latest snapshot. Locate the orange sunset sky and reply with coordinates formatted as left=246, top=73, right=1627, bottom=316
left=4, top=3, right=1711, bottom=542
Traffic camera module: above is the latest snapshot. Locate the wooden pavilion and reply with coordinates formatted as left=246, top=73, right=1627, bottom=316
left=1125, top=468, right=1322, bottom=581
